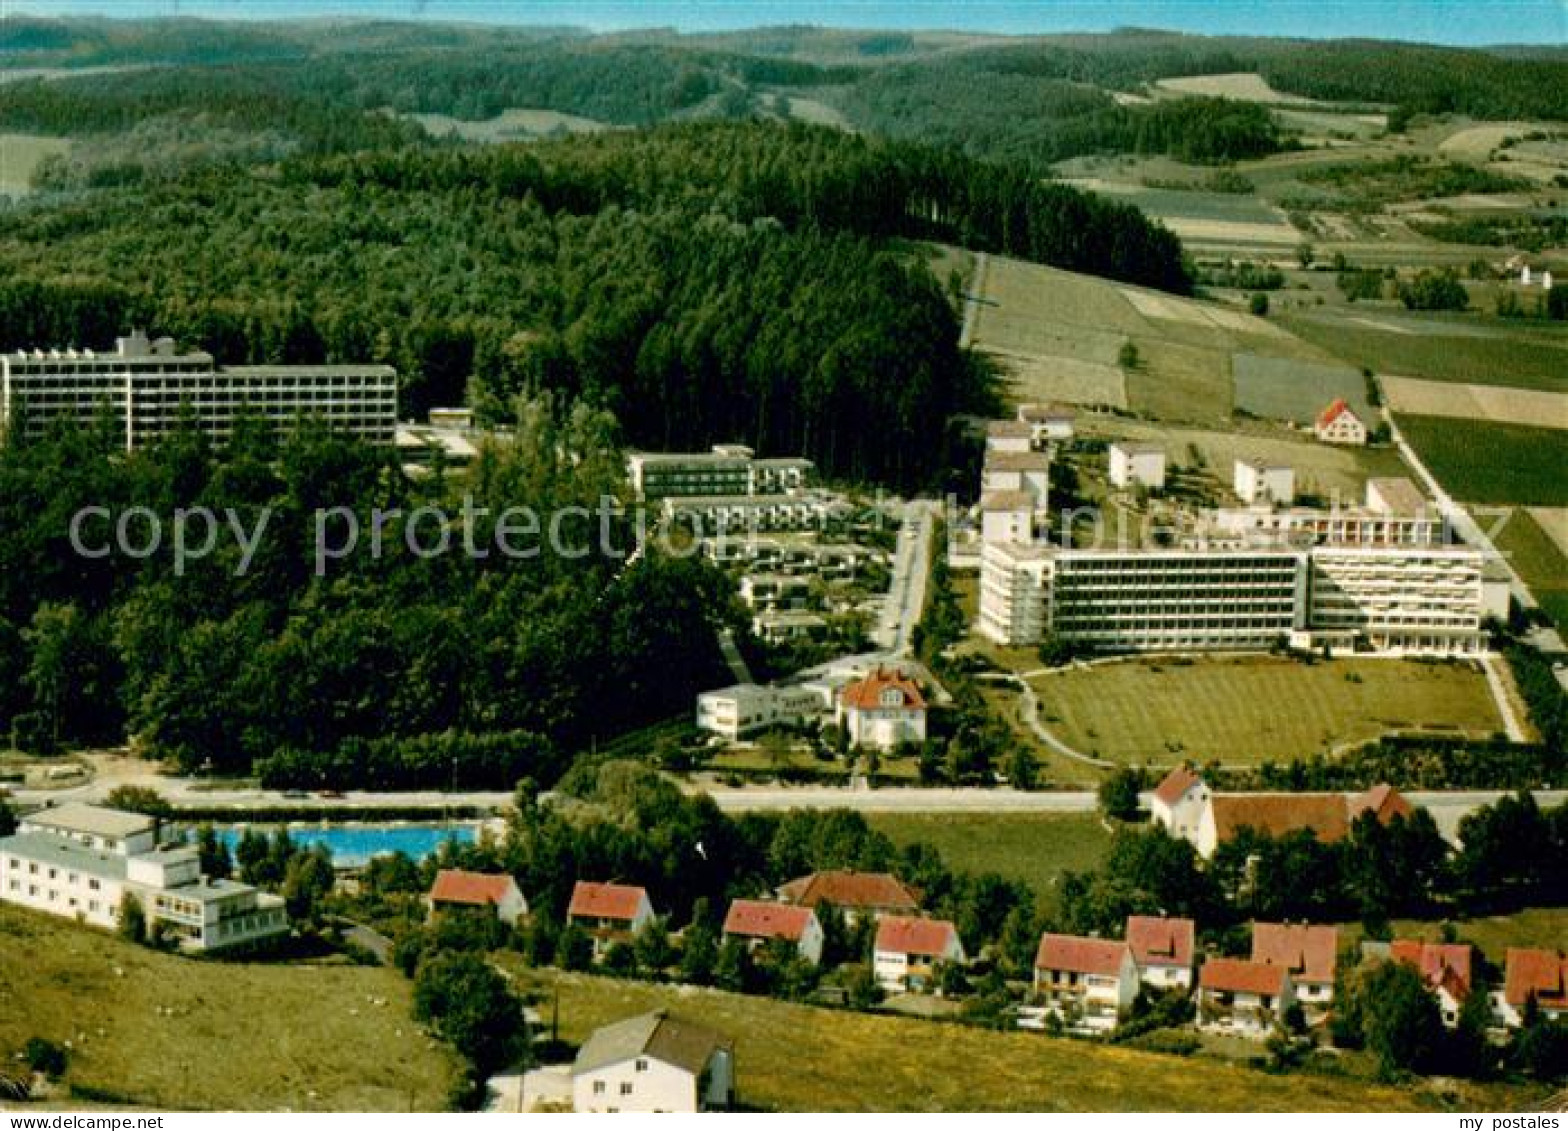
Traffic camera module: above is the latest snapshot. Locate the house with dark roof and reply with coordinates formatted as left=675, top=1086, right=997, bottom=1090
left=1252, top=922, right=1339, bottom=1022
left=835, top=667, right=927, bottom=750
left=1389, top=939, right=1473, bottom=1028
left=1198, top=958, right=1295, bottom=1038
left=1126, top=915, right=1197, bottom=990
left=722, top=899, right=823, bottom=965
left=427, top=869, right=528, bottom=927
left=1032, top=933, right=1139, bottom=1034
left=1495, top=948, right=1568, bottom=1029
left=568, top=881, right=655, bottom=958
left=775, top=870, right=921, bottom=924
left=873, top=915, right=966, bottom=993
left=572, top=1011, right=733, bottom=1113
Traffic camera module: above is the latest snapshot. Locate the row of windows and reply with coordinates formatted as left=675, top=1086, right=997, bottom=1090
left=6, top=879, right=106, bottom=915
left=5, top=858, right=105, bottom=890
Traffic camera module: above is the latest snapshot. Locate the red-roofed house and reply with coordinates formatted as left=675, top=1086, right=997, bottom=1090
left=1197, top=793, right=1352, bottom=859
left=721, top=899, right=823, bottom=965
left=568, top=881, right=655, bottom=957
left=776, top=871, right=921, bottom=924
left=427, top=869, right=528, bottom=926
left=873, top=916, right=966, bottom=993
left=1033, top=933, right=1139, bottom=1034
left=1198, top=958, right=1295, bottom=1038
left=1150, top=766, right=1210, bottom=843
left=1496, top=948, right=1568, bottom=1028
left=836, top=668, right=927, bottom=750
left=1390, top=939, right=1474, bottom=1028
left=1314, top=398, right=1367, bottom=446
left=1252, top=923, right=1339, bottom=1021
left=1126, top=915, right=1197, bottom=990
left=1348, top=783, right=1414, bottom=826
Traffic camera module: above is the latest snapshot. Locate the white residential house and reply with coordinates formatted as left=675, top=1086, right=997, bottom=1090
left=1149, top=766, right=1210, bottom=844
left=1032, top=934, right=1140, bottom=1034
left=427, top=869, right=528, bottom=927
left=695, top=683, right=827, bottom=740
left=1126, top=915, right=1197, bottom=990
left=1314, top=399, right=1368, bottom=446
left=1198, top=958, right=1295, bottom=1039
left=0, top=804, right=287, bottom=952
left=1108, top=442, right=1166, bottom=490
left=567, top=882, right=655, bottom=958
left=1389, top=939, right=1474, bottom=1028
left=836, top=667, right=927, bottom=750
left=1234, top=459, right=1295, bottom=506
left=572, top=1011, right=733, bottom=1113
left=1252, top=923, right=1339, bottom=1023
left=873, top=916, right=966, bottom=993
left=721, top=899, right=823, bottom=965
left=1494, top=948, right=1568, bottom=1029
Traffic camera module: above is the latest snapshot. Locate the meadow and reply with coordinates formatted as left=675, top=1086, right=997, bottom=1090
left=0, top=133, right=70, bottom=195
left=866, top=811, right=1114, bottom=901
left=1489, top=506, right=1568, bottom=632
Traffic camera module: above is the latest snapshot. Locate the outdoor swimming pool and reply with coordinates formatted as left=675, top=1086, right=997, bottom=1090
left=213, top=821, right=483, bottom=867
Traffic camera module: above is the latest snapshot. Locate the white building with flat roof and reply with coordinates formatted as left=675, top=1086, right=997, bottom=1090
left=1108, top=442, right=1166, bottom=490
left=0, top=332, right=396, bottom=450
left=626, top=445, right=812, bottom=502
left=1234, top=459, right=1295, bottom=506
left=1, top=804, right=288, bottom=951
left=695, top=683, right=828, bottom=740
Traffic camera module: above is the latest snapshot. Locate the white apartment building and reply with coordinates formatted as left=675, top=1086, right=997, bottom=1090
left=0, top=332, right=396, bottom=449
left=1017, top=403, right=1075, bottom=445
left=1307, top=546, right=1493, bottom=654
left=695, top=682, right=828, bottom=740
left=981, top=451, right=1051, bottom=506
left=626, top=444, right=812, bottom=501
left=979, top=490, right=1036, bottom=545
left=1108, top=442, right=1166, bottom=490
left=984, top=420, right=1033, bottom=454
left=662, top=493, right=843, bottom=536
left=1234, top=459, right=1295, bottom=506
left=1, top=804, right=288, bottom=951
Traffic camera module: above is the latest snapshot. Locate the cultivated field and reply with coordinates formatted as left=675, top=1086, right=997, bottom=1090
left=1490, top=507, right=1568, bottom=632
left=0, top=133, right=70, bottom=195
left=866, top=812, right=1113, bottom=901
left=1033, top=656, right=1503, bottom=768
left=1151, top=72, right=1324, bottom=106
left=499, top=966, right=1464, bottom=1112
left=0, top=904, right=462, bottom=1111
left=1382, top=375, right=1568, bottom=430
left=1397, top=414, right=1568, bottom=506
left=1232, top=352, right=1372, bottom=424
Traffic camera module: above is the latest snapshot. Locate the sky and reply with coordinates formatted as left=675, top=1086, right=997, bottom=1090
left=5, top=1, right=1566, bottom=46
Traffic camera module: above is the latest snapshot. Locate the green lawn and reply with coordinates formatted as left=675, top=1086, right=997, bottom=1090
left=1489, top=507, right=1568, bottom=633
left=0, top=133, right=70, bottom=195
left=499, top=964, right=1502, bottom=1112
left=0, top=904, right=461, bottom=1111
left=1036, top=656, right=1503, bottom=768
left=1383, top=907, right=1568, bottom=959
left=1397, top=414, right=1568, bottom=506
left=867, top=811, right=1114, bottom=901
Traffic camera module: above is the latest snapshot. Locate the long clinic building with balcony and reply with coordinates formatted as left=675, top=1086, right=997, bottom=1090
left=1, top=331, right=397, bottom=450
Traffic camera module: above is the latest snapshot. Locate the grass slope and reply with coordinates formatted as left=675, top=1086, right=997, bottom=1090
left=504, top=965, right=1454, bottom=1112
left=0, top=905, right=462, bottom=1111
left=1397, top=415, right=1568, bottom=506
left=1036, top=656, right=1502, bottom=767
left=1491, top=507, right=1568, bottom=633
left=866, top=812, right=1114, bottom=901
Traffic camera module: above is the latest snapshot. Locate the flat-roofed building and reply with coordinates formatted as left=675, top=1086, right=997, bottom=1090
left=627, top=445, right=812, bottom=502
left=1108, top=442, right=1166, bottom=490
left=982, top=450, right=1050, bottom=507
left=1307, top=546, right=1489, bottom=654
left=979, top=490, right=1035, bottom=546
left=695, top=682, right=828, bottom=740
left=1234, top=459, right=1295, bottom=506
left=984, top=420, right=1033, bottom=454
left=1, top=332, right=396, bottom=449
left=1017, top=403, right=1075, bottom=444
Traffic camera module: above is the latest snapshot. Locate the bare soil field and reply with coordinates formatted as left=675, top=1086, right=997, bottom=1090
left=1382, top=375, right=1568, bottom=430
left=1152, top=72, right=1324, bottom=106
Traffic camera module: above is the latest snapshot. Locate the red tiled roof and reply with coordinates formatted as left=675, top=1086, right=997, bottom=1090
left=1210, top=794, right=1350, bottom=844
left=1034, top=933, right=1129, bottom=977
left=1317, top=398, right=1358, bottom=428
left=777, top=871, right=921, bottom=913
left=568, top=881, right=649, bottom=922
left=1126, top=915, right=1196, bottom=969
left=840, top=667, right=926, bottom=712
left=1201, top=957, right=1289, bottom=997
left=1348, top=783, right=1414, bottom=825
left=429, top=869, right=516, bottom=908
left=1390, top=939, right=1473, bottom=1002
left=1504, top=948, right=1568, bottom=1008
left=875, top=915, right=961, bottom=959
left=1252, top=923, right=1339, bottom=985
left=1154, top=765, right=1203, bottom=808
left=722, top=899, right=815, bottom=942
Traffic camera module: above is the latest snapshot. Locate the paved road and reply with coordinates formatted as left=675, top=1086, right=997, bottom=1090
left=871, top=499, right=938, bottom=655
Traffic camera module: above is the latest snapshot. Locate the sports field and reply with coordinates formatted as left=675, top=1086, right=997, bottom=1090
left=1397, top=414, right=1568, bottom=506
left=1033, top=656, right=1503, bottom=768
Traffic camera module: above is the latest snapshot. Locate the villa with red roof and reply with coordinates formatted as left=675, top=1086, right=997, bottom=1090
left=1252, top=922, right=1340, bottom=1022
left=1314, top=398, right=1368, bottom=446
left=1126, top=915, right=1197, bottom=990
left=1150, top=765, right=1210, bottom=843
left=1198, top=958, right=1296, bottom=1038
left=1495, top=947, right=1568, bottom=1028
left=835, top=667, right=927, bottom=750
left=427, top=868, right=529, bottom=927
left=1390, top=939, right=1474, bottom=1028
left=1033, top=933, right=1139, bottom=1034
left=568, top=881, right=656, bottom=958
left=775, top=870, right=921, bottom=924
left=873, top=916, right=966, bottom=993
left=721, top=899, right=823, bottom=965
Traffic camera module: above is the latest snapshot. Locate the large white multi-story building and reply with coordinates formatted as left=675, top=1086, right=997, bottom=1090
left=0, top=332, right=397, bottom=449
left=0, top=803, right=289, bottom=952
left=626, top=444, right=812, bottom=502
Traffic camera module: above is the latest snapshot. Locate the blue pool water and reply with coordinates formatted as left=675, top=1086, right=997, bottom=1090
left=213, top=821, right=483, bottom=867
